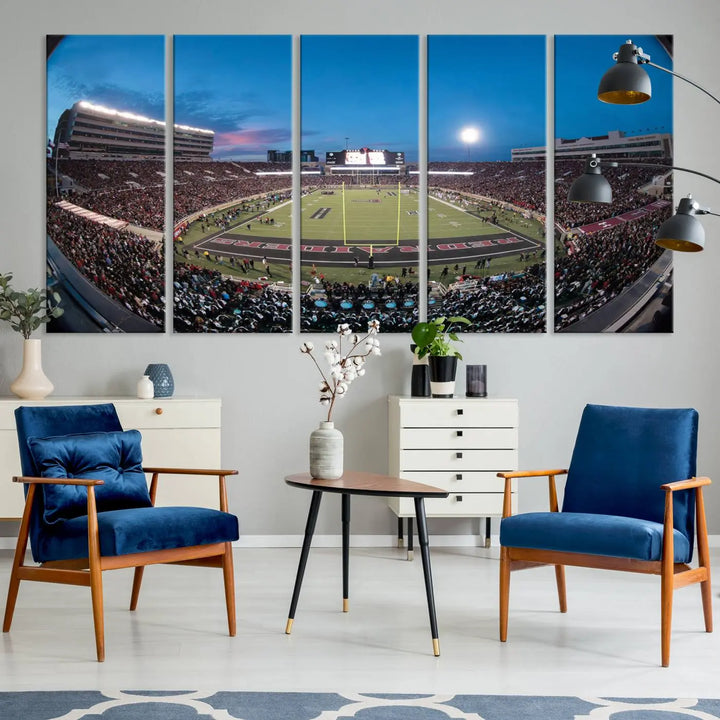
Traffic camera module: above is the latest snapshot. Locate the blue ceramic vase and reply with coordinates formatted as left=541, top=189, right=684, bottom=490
left=144, top=363, right=174, bottom=398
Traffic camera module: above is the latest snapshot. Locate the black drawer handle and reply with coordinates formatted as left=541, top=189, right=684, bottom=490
left=456, top=473, right=463, bottom=481
left=456, top=495, right=463, bottom=502
left=457, top=408, right=464, bottom=416
left=456, top=452, right=463, bottom=459
left=456, top=430, right=463, bottom=437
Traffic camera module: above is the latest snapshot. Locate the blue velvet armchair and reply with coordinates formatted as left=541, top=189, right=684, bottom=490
left=3, top=403, right=239, bottom=661
left=498, top=404, right=712, bottom=667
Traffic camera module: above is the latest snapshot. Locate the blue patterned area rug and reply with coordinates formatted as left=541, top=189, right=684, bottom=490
left=2, top=691, right=720, bottom=720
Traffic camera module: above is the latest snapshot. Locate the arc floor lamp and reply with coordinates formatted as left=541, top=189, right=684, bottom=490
left=568, top=39, right=720, bottom=252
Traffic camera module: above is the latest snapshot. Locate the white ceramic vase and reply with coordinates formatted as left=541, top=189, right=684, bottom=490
left=136, top=375, right=154, bottom=399
left=10, top=338, right=54, bottom=400
left=309, top=421, right=344, bottom=479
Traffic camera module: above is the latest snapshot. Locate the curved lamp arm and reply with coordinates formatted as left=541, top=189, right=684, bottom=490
left=644, top=60, right=720, bottom=107
left=598, top=158, right=720, bottom=188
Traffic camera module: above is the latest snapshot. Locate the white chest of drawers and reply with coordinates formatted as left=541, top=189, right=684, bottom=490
left=387, top=395, right=519, bottom=535
left=0, top=397, right=222, bottom=519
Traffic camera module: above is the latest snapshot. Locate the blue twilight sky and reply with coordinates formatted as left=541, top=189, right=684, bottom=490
left=555, top=35, right=673, bottom=140
left=47, top=35, right=165, bottom=142
left=302, top=35, right=419, bottom=162
left=174, top=35, right=291, bottom=160
left=429, top=35, right=546, bottom=162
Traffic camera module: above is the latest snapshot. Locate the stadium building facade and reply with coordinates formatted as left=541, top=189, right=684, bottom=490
left=512, top=129, right=673, bottom=162
left=52, top=100, right=214, bottom=160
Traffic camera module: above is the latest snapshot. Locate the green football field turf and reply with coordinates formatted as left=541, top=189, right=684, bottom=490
left=216, top=186, right=537, bottom=244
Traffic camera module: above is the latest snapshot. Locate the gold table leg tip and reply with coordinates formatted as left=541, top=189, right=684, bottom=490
left=432, top=638, right=440, bottom=656
left=285, top=618, right=294, bottom=634
left=343, top=598, right=349, bottom=612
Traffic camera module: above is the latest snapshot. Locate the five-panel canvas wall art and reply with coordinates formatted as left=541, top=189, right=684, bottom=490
left=45, top=34, right=674, bottom=334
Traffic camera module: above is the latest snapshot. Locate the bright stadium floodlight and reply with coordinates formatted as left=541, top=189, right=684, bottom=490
left=460, top=127, right=480, bottom=145
left=567, top=40, right=720, bottom=252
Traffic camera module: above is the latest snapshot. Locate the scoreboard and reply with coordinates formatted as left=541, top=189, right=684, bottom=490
left=325, top=149, right=405, bottom=166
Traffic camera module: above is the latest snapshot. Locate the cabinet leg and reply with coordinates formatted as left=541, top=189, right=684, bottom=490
left=397, top=517, right=404, bottom=548
left=485, top=517, right=492, bottom=548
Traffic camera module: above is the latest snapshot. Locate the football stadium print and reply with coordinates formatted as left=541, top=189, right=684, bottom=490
left=554, top=35, right=674, bottom=333
left=300, top=35, right=420, bottom=333
left=44, top=34, right=673, bottom=335
left=427, top=35, right=547, bottom=333
left=46, top=35, right=166, bottom=333
left=172, top=35, right=292, bottom=333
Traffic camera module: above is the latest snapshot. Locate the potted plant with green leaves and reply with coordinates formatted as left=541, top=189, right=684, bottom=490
left=0, top=272, right=63, bottom=399
left=411, top=316, right=471, bottom=397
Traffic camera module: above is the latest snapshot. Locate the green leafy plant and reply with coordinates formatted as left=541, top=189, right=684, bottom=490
left=0, top=272, right=63, bottom=339
left=411, top=316, right=471, bottom=359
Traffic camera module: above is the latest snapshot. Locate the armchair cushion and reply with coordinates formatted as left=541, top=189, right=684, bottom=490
left=34, top=506, right=240, bottom=563
left=28, top=430, right=152, bottom=525
left=500, top=511, right=691, bottom=563
left=562, top=405, right=698, bottom=545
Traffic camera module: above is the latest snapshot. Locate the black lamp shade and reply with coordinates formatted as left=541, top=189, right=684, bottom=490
left=655, top=197, right=705, bottom=252
left=598, top=42, right=652, bottom=104
left=656, top=214, right=705, bottom=252
left=568, top=170, right=612, bottom=203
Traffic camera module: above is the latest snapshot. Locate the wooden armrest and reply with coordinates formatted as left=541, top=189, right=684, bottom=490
left=143, top=467, right=238, bottom=477
left=13, top=475, right=105, bottom=487
left=661, top=476, right=711, bottom=492
left=497, top=469, right=568, bottom=479
left=499, top=469, right=567, bottom=519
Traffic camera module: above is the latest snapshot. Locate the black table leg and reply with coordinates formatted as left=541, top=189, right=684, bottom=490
left=286, top=490, right=323, bottom=634
left=407, top=517, right=414, bottom=561
left=414, top=496, right=440, bottom=656
left=397, top=517, right=404, bottom=548
left=342, top=493, right=350, bottom=612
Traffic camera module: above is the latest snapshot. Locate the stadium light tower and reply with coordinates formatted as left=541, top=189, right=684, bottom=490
left=579, top=39, right=720, bottom=251
left=459, top=126, right=480, bottom=160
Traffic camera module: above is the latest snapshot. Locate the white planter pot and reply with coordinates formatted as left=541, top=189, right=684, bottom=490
left=309, top=421, right=344, bottom=479
left=10, top=338, right=54, bottom=400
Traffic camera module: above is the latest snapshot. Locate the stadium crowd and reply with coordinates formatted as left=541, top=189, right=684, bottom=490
left=53, top=159, right=165, bottom=232
left=431, top=262, right=546, bottom=333
left=300, top=279, right=419, bottom=332
left=173, top=262, right=290, bottom=333
left=47, top=203, right=164, bottom=328
left=428, top=161, right=546, bottom=216
left=174, top=161, right=291, bottom=220
left=554, top=160, right=671, bottom=229
left=554, top=209, right=669, bottom=331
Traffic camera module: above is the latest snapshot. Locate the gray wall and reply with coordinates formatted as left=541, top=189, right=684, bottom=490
left=2, top=0, right=720, bottom=537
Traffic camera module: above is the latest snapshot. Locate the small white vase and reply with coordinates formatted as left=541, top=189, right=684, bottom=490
left=309, top=421, right=344, bottom=480
left=136, top=375, right=154, bottom=399
left=10, top=338, right=54, bottom=400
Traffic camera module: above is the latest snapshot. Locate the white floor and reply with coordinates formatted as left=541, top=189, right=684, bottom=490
left=0, top=545, right=718, bottom=697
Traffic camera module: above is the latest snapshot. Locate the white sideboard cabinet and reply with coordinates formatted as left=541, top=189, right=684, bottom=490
left=388, top=395, right=518, bottom=553
left=0, top=397, right=222, bottom=519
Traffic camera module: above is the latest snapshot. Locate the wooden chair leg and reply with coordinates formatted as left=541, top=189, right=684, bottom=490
left=696, top=487, right=713, bottom=633
left=87, top=489, right=105, bottom=662
left=555, top=565, right=567, bottom=613
left=222, top=542, right=236, bottom=636
left=130, top=567, right=144, bottom=611
left=499, top=546, right=510, bottom=642
left=2, top=570, right=21, bottom=634
left=660, top=491, right=674, bottom=667
left=3, top=485, right=35, bottom=633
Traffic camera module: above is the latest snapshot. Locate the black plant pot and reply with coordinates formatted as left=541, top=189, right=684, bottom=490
left=428, top=355, right=458, bottom=398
